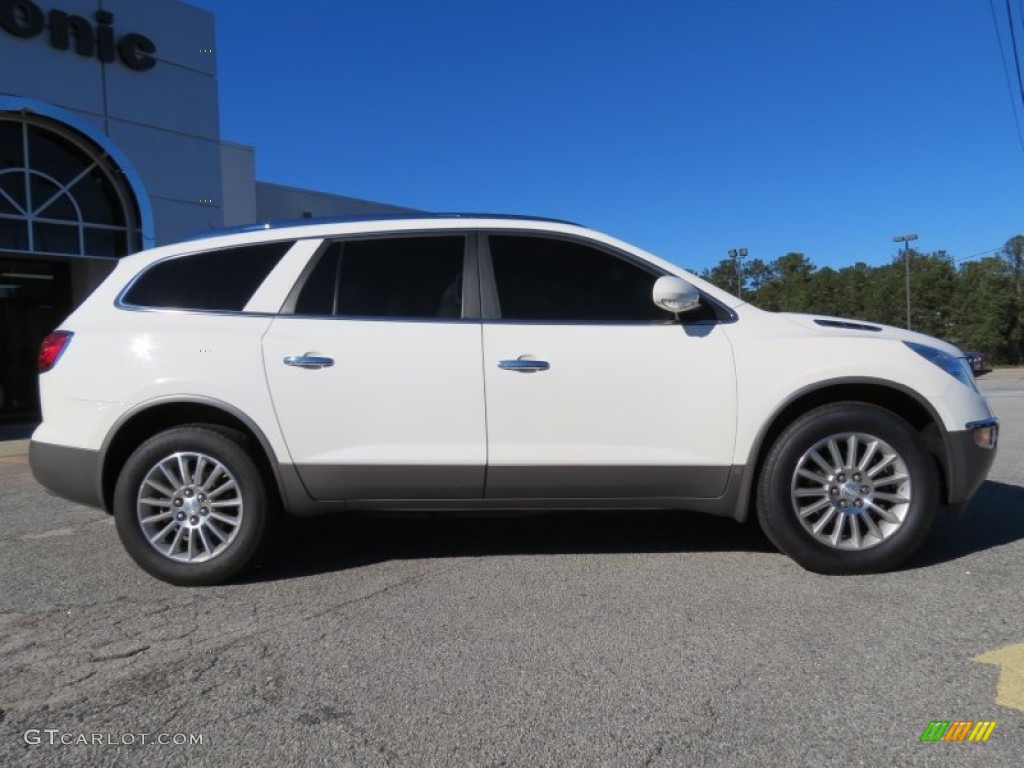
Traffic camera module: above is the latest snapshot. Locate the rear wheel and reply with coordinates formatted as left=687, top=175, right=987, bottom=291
left=757, top=402, right=937, bottom=574
left=114, top=425, right=272, bottom=585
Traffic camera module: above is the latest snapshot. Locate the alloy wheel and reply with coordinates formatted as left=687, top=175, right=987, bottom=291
left=135, top=451, right=244, bottom=563
left=790, top=432, right=912, bottom=551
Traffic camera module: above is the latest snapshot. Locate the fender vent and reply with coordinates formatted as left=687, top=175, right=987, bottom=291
left=814, top=319, right=882, bottom=332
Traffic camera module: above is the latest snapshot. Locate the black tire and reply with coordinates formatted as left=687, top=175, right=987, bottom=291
left=756, top=402, right=938, bottom=574
left=114, top=425, right=272, bottom=586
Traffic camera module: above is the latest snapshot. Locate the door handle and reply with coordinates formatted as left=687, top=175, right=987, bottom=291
left=283, top=355, right=334, bottom=370
left=498, top=359, right=550, bottom=372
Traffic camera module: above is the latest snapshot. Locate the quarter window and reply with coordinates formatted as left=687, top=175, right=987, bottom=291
left=294, top=236, right=466, bottom=319
left=488, top=235, right=674, bottom=322
left=121, top=242, right=293, bottom=311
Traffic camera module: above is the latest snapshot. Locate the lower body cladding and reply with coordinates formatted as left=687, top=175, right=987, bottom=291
left=28, top=440, right=744, bottom=518
left=282, top=464, right=746, bottom=518
left=29, top=420, right=997, bottom=585
left=28, top=425, right=994, bottom=522
left=29, top=441, right=103, bottom=509
left=942, top=421, right=999, bottom=513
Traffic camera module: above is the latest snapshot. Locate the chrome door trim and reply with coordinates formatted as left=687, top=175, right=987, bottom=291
left=497, top=359, right=550, bottom=372
left=283, top=355, right=334, bottom=369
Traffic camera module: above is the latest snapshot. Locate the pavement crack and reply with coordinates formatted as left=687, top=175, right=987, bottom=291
left=0, top=640, right=38, bottom=658
left=297, top=706, right=400, bottom=765
left=88, top=644, right=150, bottom=663
left=641, top=736, right=668, bottom=767
left=300, top=563, right=462, bottom=623
left=190, top=655, right=220, bottom=683
left=68, top=670, right=97, bottom=686
left=154, top=699, right=189, bottom=732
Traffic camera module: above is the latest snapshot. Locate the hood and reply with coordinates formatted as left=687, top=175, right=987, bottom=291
left=776, top=313, right=965, bottom=357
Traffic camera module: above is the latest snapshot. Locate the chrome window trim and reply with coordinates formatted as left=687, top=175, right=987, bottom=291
left=269, top=314, right=480, bottom=324
left=113, top=304, right=281, bottom=318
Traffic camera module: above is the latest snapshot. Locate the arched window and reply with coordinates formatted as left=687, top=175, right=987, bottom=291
left=0, top=115, right=141, bottom=258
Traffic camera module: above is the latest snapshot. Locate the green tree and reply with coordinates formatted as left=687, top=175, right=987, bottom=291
left=743, top=257, right=776, bottom=294
left=999, top=235, right=1024, bottom=363
left=906, top=252, right=957, bottom=340
left=1003, top=235, right=1024, bottom=296
left=756, top=252, right=816, bottom=312
left=953, top=256, right=1017, bottom=363
left=695, top=234, right=1024, bottom=364
left=828, top=261, right=890, bottom=322
left=699, top=256, right=777, bottom=299
left=700, top=258, right=740, bottom=296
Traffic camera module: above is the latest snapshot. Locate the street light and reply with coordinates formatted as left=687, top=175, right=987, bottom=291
left=728, top=247, right=748, bottom=297
left=892, top=234, right=918, bottom=330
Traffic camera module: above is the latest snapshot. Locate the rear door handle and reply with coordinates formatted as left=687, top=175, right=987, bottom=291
left=497, top=359, right=550, bottom=372
left=283, top=355, right=334, bottom=370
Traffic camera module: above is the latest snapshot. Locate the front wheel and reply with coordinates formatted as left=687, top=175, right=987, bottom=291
left=114, top=425, right=272, bottom=586
left=757, top=402, right=938, bottom=574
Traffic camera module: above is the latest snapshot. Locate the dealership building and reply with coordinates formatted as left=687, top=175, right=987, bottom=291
left=0, top=0, right=413, bottom=424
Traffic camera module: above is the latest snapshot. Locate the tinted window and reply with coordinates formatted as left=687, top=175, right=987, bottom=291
left=122, top=242, right=292, bottom=311
left=294, top=245, right=340, bottom=315
left=488, top=235, right=674, bottom=322
left=294, top=236, right=465, bottom=319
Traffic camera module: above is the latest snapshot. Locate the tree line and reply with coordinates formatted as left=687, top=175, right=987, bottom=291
left=698, top=235, right=1024, bottom=366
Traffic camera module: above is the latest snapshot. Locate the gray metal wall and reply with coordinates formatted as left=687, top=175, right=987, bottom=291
left=255, top=182, right=418, bottom=224
left=1, top=0, right=418, bottom=246
left=221, top=145, right=420, bottom=229
left=0, top=0, right=223, bottom=245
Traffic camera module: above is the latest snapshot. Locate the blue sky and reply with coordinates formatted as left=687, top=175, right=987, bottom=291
left=190, top=0, right=1023, bottom=273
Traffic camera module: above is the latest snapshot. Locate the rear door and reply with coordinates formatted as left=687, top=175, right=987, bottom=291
left=262, top=233, right=486, bottom=500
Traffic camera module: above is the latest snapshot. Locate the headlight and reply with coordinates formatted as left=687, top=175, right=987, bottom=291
left=904, top=342, right=978, bottom=391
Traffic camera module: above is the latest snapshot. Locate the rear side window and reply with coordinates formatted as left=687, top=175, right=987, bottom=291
left=294, top=236, right=465, bottom=319
left=121, top=242, right=293, bottom=311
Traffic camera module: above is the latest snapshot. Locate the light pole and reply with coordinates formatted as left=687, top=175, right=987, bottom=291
left=728, top=247, right=748, bottom=297
left=892, top=234, right=918, bottom=330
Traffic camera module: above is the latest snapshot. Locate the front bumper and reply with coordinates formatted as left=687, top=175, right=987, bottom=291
left=944, top=418, right=998, bottom=509
left=29, top=441, right=104, bottom=510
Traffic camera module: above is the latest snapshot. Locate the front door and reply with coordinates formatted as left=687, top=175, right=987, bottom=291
left=479, top=234, right=737, bottom=499
left=262, top=234, right=486, bottom=501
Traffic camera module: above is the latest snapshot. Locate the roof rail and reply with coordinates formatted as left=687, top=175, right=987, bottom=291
left=180, top=212, right=583, bottom=242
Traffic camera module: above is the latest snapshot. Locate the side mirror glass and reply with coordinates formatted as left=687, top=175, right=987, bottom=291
left=652, top=276, right=701, bottom=314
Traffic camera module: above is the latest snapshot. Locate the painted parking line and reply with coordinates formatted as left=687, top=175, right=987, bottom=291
left=973, top=643, right=1024, bottom=712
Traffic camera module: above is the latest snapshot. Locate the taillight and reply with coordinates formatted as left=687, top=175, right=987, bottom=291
left=39, top=331, right=73, bottom=373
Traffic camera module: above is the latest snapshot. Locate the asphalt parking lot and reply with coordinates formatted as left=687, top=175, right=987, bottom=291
left=1, top=371, right=1022, bottom=767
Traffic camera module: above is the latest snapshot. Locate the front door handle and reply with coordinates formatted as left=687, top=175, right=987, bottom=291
left=283, top=355, right=334, bottom=370
left=498, top=359, right=550, bottom=373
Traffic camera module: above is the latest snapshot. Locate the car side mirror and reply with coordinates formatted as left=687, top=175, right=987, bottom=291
left=652, top=276, right=701, bottom=315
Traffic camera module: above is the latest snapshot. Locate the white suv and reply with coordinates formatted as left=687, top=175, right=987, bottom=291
left=30, top=215, right=998, bottom=585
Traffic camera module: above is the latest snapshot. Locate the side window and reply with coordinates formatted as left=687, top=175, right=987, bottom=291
left=488, top=235, right=674, bottom=322
left=121, top=242, right=293, bottom=311
left=294, top=236, right=465, bottom=319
